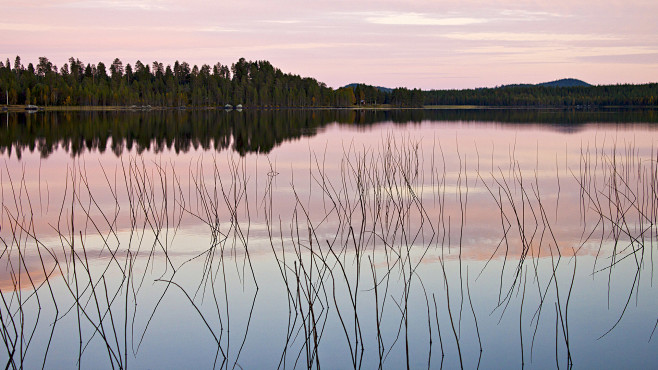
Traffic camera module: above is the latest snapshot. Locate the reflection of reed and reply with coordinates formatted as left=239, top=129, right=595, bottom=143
left=1, top=133, right=657, bottom=368
left=572, top=139, right=656, bottom=342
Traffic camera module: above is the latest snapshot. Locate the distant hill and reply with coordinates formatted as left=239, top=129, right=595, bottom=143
left=500, top=79, right=591, bottom=89
left=536, top=78, right=591, bottom=87
left=346, top=79, right=590, bottom=93
left=344, top=83, right=393, bottom=94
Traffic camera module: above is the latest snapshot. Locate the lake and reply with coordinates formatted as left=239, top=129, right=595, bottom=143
left=1, top=109, right=658, bottom=369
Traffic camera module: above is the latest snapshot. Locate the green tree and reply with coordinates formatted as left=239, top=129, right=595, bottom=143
left=37, top=57, right=53, bottom=77
left=110, top=58, right=123, bottom=80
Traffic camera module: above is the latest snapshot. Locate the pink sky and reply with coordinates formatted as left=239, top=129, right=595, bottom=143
left=1, top=0, right=657, bottom=89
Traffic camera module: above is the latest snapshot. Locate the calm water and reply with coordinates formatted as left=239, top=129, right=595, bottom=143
left=1, top=109, right=658, bottom=369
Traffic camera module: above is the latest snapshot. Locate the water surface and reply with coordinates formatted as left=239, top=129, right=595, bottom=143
left=1, top=109, right=657, bottom=369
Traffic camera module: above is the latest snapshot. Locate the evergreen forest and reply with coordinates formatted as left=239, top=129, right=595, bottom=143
left=1, top=56, right=656, bottom=108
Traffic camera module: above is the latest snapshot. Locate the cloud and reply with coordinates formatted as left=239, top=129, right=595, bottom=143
left=499, top=9, right=567, bottom=20
left=448, top=45, right=658, bottom=66
left=0, top=22, right=58, bottom=32
left=260, top=20, right=305, bottom=24
left=56, top=0, right=170, bottom=11
left=577, top=53, right=658, bottom=64
left=231, top=42, right=378, bottom=52
left=197, top=26, right=239, bottom=33
left=442, top=32, right=621, bottom=42
left=364, top=12, right=488, bottom=26
left=0, top=22, right=238, bottom=34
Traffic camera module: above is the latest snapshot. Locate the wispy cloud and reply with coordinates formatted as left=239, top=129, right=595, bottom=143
left=577, top=53, right=658, bottom=64
left=443, top=32, right=621, bottom=42
left=197, top=26, right=239, bottom=33
left=233, top=42, right=377, bottom=52
left=56, top=0, right=170, bottom=11
left=449, top=45, right=658, bottom=66
left=461, top=45, right=658, bottom=56
left=499, top=9, right=568, bottom=20
left=260, top=20, right=305, bottom=24
left=364, top=12, right=488, bottom=26
left=0, top=22, right=58, bottom=32
left=0, top=21, right=238, bottom=33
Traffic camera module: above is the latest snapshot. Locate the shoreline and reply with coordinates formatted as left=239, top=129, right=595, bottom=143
left=2, top=104, right=657, bottom=113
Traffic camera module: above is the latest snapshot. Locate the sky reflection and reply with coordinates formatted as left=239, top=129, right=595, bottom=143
left=1, top=113, right=658, bottom=368
left=1, top=115, right=655, bottom=287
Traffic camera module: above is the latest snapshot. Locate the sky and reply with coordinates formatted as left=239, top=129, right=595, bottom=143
left=1, top=0, right=657, bottom=89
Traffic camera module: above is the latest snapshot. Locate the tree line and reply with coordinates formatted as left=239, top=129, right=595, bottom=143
left=0, top=56, right=656, bottom=108
left=423, top=84, right=658, bottom=107
left=0, top=56, right=357, bottom=107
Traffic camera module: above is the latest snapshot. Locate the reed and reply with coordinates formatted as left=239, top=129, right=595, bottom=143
left=0, top=130, right=657, bottom=369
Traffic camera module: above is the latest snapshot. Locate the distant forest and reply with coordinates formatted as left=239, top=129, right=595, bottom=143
left=1, top=56, right=657, bottom=108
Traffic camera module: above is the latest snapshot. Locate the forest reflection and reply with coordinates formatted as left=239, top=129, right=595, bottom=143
left=1, top=108, right=657, bottom=159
